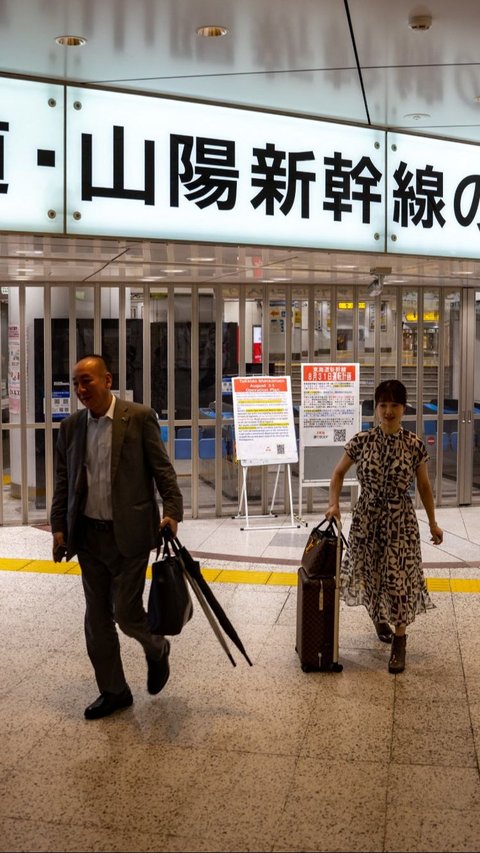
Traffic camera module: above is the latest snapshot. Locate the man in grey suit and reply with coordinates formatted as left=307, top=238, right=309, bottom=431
left=51, top=354, right=184, bottom=720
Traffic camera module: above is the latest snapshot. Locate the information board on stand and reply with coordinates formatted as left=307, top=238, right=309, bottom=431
left=231, top=375, right=299, bottom=529
left=232, top=375, right=298, bottom=466
left=298, top=363, right=360, bottom=521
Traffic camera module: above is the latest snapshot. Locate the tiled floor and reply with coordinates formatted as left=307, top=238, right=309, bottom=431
left=1, top=505, right=480, bottom=852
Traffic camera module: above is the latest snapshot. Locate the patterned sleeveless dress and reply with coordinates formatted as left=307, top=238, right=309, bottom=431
left=340, top=425, right=435, bottom=627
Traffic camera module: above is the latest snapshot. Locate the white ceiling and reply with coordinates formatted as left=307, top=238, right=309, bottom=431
left=1, top=0, right=480, bottom=288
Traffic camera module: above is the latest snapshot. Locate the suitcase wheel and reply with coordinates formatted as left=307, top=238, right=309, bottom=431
left=319, top=661, right=344, bottom=673
left=301, top=663, right=318, bottom=673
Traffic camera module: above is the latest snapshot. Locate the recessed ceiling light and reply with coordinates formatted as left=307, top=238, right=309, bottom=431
left=160, top=268, right=185, bottom=274
left=334, top=264, right=357, bottom=270
left=187, top=256, right=216, bottom=262
left=55, top=35, right=87, bottom=47
left=196, top=25, right=228, bottom=38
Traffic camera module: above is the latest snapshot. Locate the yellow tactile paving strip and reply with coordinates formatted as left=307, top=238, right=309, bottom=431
left=0, top=557, right=479, bottom=592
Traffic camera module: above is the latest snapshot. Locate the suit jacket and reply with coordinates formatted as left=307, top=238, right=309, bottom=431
left=50, top=398, right=183, bottom=560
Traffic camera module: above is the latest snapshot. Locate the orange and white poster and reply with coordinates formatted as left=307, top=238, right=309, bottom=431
left=232, top=375, right=298, bottom=464
left=301, top=363, right=360, bottom=446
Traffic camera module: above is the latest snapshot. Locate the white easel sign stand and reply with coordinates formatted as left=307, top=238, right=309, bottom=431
left=231, top=375, right=301, bottom=531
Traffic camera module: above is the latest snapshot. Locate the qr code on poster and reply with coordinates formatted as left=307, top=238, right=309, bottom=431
left=333, top=429, right=346, bottom=443
left=276, top=443, right=285, bottom=455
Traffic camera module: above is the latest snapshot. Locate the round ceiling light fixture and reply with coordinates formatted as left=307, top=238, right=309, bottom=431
left=196, top=25, right=229, bottom=38
left=55, top=35, right=87, bottom=46
left=403, top=112, right=431, bottom=120
left=408, top=14, right=433, bottom=31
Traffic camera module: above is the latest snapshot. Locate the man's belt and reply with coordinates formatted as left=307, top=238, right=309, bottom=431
left=82, top=516, right=114, bottom=530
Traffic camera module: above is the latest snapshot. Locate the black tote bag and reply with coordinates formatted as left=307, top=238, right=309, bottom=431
left=147, top=536, right=193, bottom=636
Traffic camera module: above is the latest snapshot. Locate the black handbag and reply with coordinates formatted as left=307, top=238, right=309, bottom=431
left=301, top=517, right=347, bottom=578
left=147, top=533, right=193, bottom=635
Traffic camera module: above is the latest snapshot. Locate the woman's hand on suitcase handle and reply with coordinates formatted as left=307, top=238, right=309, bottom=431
left=325, top=504, right=341, bottom=522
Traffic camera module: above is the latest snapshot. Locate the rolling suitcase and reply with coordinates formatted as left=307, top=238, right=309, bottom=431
left=295, top=517, right=344, bottom=673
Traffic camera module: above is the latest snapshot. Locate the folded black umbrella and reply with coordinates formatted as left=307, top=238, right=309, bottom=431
left=184, top=571, right=236, bottom=667
left=162, top=528, right=253, bottom=667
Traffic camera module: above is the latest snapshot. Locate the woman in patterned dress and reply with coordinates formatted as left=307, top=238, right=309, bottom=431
left=325, top=380, right=443, bottom=674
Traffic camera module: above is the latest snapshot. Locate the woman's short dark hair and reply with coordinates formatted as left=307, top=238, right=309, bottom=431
left=374, top=380, right=407, bottom=406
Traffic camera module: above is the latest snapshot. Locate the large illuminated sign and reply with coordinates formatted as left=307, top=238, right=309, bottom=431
left=65, top=86, right=385, bottom=250
left=0, top=78, right=64, bottom=232
left=387, top=132, right=480, bottom=260
left=2, top=76, right=480, bottom=262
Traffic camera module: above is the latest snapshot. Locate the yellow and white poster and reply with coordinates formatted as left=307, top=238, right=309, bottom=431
left=232, top=375, right=298, bottom=464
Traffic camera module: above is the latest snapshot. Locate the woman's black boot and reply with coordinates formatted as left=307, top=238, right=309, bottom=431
left=374, top=620, right=393, bottom=643
left=388, top=634, right=407, bottom=673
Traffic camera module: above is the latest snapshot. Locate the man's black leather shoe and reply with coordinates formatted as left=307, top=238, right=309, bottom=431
left=84, top=687, right=133, bottom=720
left=147, top=640, right=170, bottom=695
